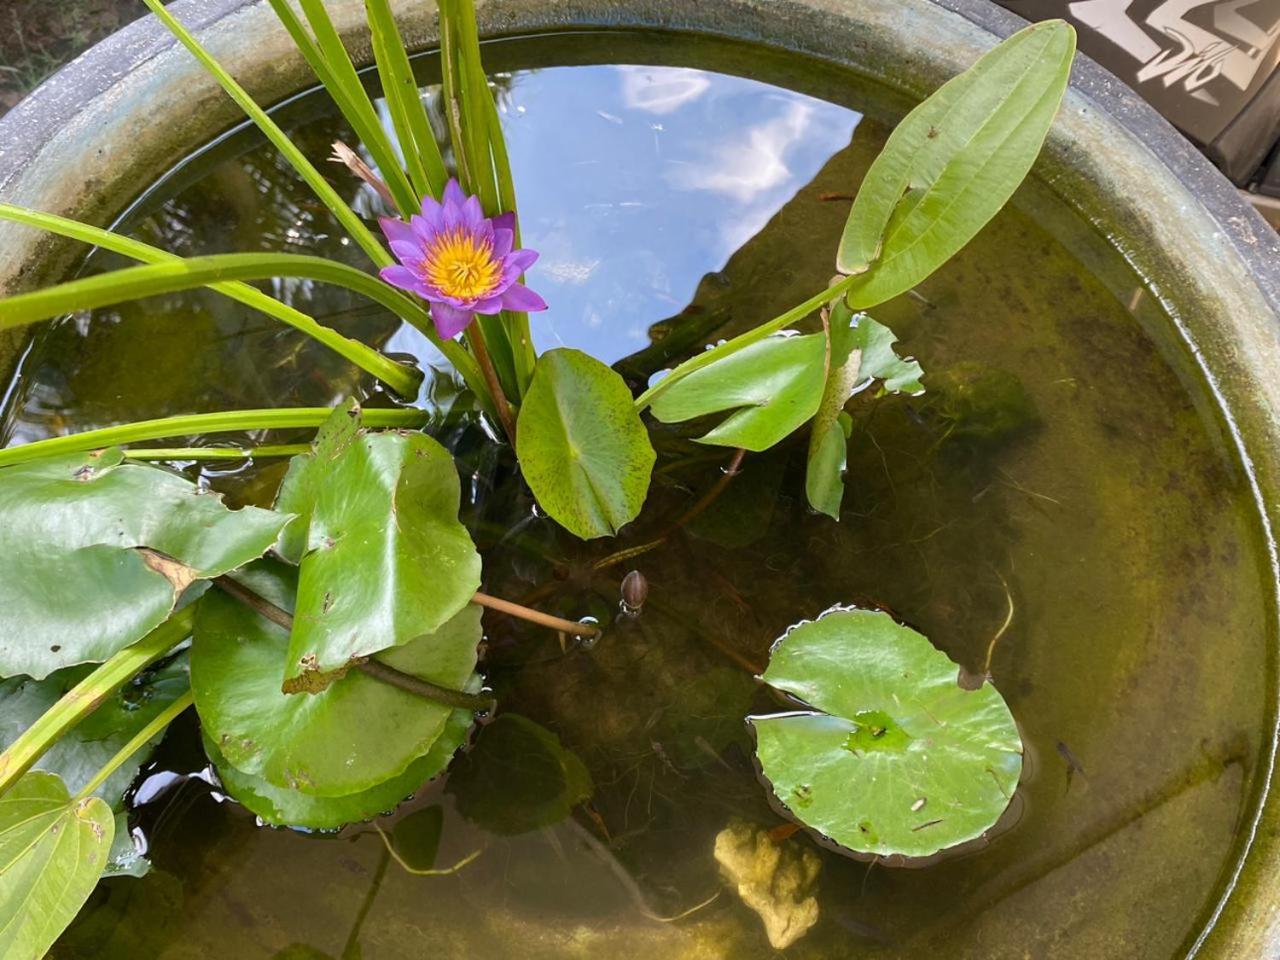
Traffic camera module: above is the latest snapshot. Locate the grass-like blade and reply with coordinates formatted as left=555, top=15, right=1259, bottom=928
left=139, top=0, right=390, bottom=268
left=266, top=0, right=419, bottom=215
left=0, top=203, right=420, bottom=397
left=838, top=20, right=1075, bottom=307
left=0, top=407, right=428, bottom=469
left=365, top=0, right=448, bottom=200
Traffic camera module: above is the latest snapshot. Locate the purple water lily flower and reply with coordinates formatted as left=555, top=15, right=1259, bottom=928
left=377, top=179, right=547, bottom=339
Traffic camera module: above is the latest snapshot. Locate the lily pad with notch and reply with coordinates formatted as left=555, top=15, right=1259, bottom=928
left=0, top=449, right=287, bottom=679
left=751, top=606, right=1022, bottom=859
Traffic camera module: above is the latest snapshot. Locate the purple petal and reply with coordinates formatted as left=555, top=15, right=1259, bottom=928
left=501, top=283, right=548, bottom=313
left=419, top=193, right=444, bottom=222
left=412, top=208, right=444, bottom=240
left=504, top=248, right=539, bottom=274
left=379, top=217, right=418, bottom=249
left=431, top=301, right=475, bottom=339
left=473, top=296, right=504, bottom=315
left=491, top=211, right=516, bottom=234
left=388, top=240, right=423, bottom=264
left=460, top=194, right=484, bottom=228
left=491, top=227, right=514, bottom=259
left=380, top=265, right=422, bottom=294
left=442, top=178, right=466, bottom=208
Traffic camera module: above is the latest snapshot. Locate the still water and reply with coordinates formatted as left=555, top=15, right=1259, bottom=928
left=1, top=30, right=1272, bottom=960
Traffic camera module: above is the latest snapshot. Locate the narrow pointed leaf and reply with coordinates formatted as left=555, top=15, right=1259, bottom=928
left=649, top=333, right=826, bottom=451
left=838, top=20, right=1075, bottom=307
left=0, top=450, right=286, bottom=678
left=805, top=306, right=923, bottom=517
left=273, top=405, right=481, bottom=685
left=516, top=348, right=655, bottom=539
left=0, top=772, right=113, bottom=960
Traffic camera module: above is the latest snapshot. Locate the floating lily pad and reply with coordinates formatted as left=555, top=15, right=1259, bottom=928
left=447, top=713, right=592, bottom=835
left=191, top=561, right=479, bottom=797
left=516, top=348, right=656, bottom=539
left=649, top=332, right=825, bottom=451
left=274, top=403, right=481, bottom=687
left=751, top=607, right=1022, bottom=859
left=806, top=304, right=923, bottom=518
left=204, top=689, right=476, bottom=829
left=0, top=771, right=114, bottom=960
left=0, top=449, right=287, bottom=679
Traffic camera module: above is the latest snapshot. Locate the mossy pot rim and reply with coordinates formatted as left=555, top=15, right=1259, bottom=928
left=1, top=1, right=1279, bottom=956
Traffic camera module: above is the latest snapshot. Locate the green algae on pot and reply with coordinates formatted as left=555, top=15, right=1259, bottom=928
left=1, top=1, right=1279, bottom=959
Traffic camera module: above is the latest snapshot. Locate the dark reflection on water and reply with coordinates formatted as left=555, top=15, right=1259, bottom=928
left=2, top=29, right=1270, bottom=960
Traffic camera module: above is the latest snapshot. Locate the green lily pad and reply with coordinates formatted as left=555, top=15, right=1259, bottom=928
left=751, top=607, right=1022, bottom=859
left=203, top=688, right=476, bottom=829
left=516, top=348, right=656, bottom=540
left=447, top=714, right=592, bottom=835
left=191, top=561, right=479, bottom=797
left=0, top=653, right=191, bottom=808
left=274, top=403, right=481, bottom=687
left=806, top=305, right=923, bottom=518
left=0, top=771, right=114, bottom=960
left=649, top=332, right=825, bottom=451
left=0, top=449, right=287, bottom=679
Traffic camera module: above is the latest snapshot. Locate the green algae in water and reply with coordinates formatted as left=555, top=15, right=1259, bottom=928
left=2, top=30, right=1271, bottom=960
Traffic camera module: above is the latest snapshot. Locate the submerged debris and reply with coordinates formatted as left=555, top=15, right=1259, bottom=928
left=713, top=818, right=821, bottom=950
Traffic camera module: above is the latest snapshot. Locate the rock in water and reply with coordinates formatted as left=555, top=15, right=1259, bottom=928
left=713, top=818, right=821, bottom=949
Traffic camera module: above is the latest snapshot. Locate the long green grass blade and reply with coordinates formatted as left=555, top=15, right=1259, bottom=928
left=124, top=445, right=311, bottom=461
left=0, top=203, right=420, bottom=397
left=139, top=0, right=390, bottom=267
left=0, top=407, right=428, bottom=468
left=365, top=0, right=448, bottom=198
left=266, top=0, right=419, bottom=215
left=0, top=608, right=194, bottom=797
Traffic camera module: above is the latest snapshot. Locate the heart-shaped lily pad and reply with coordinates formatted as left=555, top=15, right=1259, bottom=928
left=751, top=606, right=1022, bottom=859
left=191, top=561, right=479, bottom=797
left=0, top=449, right=287, bottom=678
left=274, top=403, right=481, bottom=687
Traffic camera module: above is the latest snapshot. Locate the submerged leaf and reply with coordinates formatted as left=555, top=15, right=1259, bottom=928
left=805, top=306, right=923, bottom=518
left=517, top=348, right=655, bottom=539
left=192, top=561, right=479, bottom=797
left=0, top=449, right=286, bottom=679
left=838, top=20, right=1075, bottom=307
left=0, top=771, right=114, bottom=960
left=751, top=607, right=1022, bottom=859
left=648, top=332, right=826, bottom=451
left=0, top=654, right=190, bottom=808
left=204, top=696, right=473, bottom=829
left=447, top=714, right=592, bottom=835
left=274, top=403, right=481, bottom=686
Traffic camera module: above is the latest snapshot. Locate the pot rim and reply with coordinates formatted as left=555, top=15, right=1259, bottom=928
left=1, top=1, right=1278, bottom=955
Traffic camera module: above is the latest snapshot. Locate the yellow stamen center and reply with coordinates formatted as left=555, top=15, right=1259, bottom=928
left=423, top=229, right=501, bottom=302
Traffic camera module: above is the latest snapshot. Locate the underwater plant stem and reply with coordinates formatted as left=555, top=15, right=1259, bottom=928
left=471, top=592, right=602, bottom=639
left=373, top=822, right=484, bottom=876
left=74, top=691, right=194, bottom=802
left=465, top=326, right=518, bottom=442
left=633, top=272, right=863, bottom=412
left=211, top=577, right=495, bottom=711
left=0, top=407, right=428, bottom=468
left=591, top=447, right=747, bottom=572
left=0, top=204, right=421, bottom=397
left=0, top=608, right=195, bottom=797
